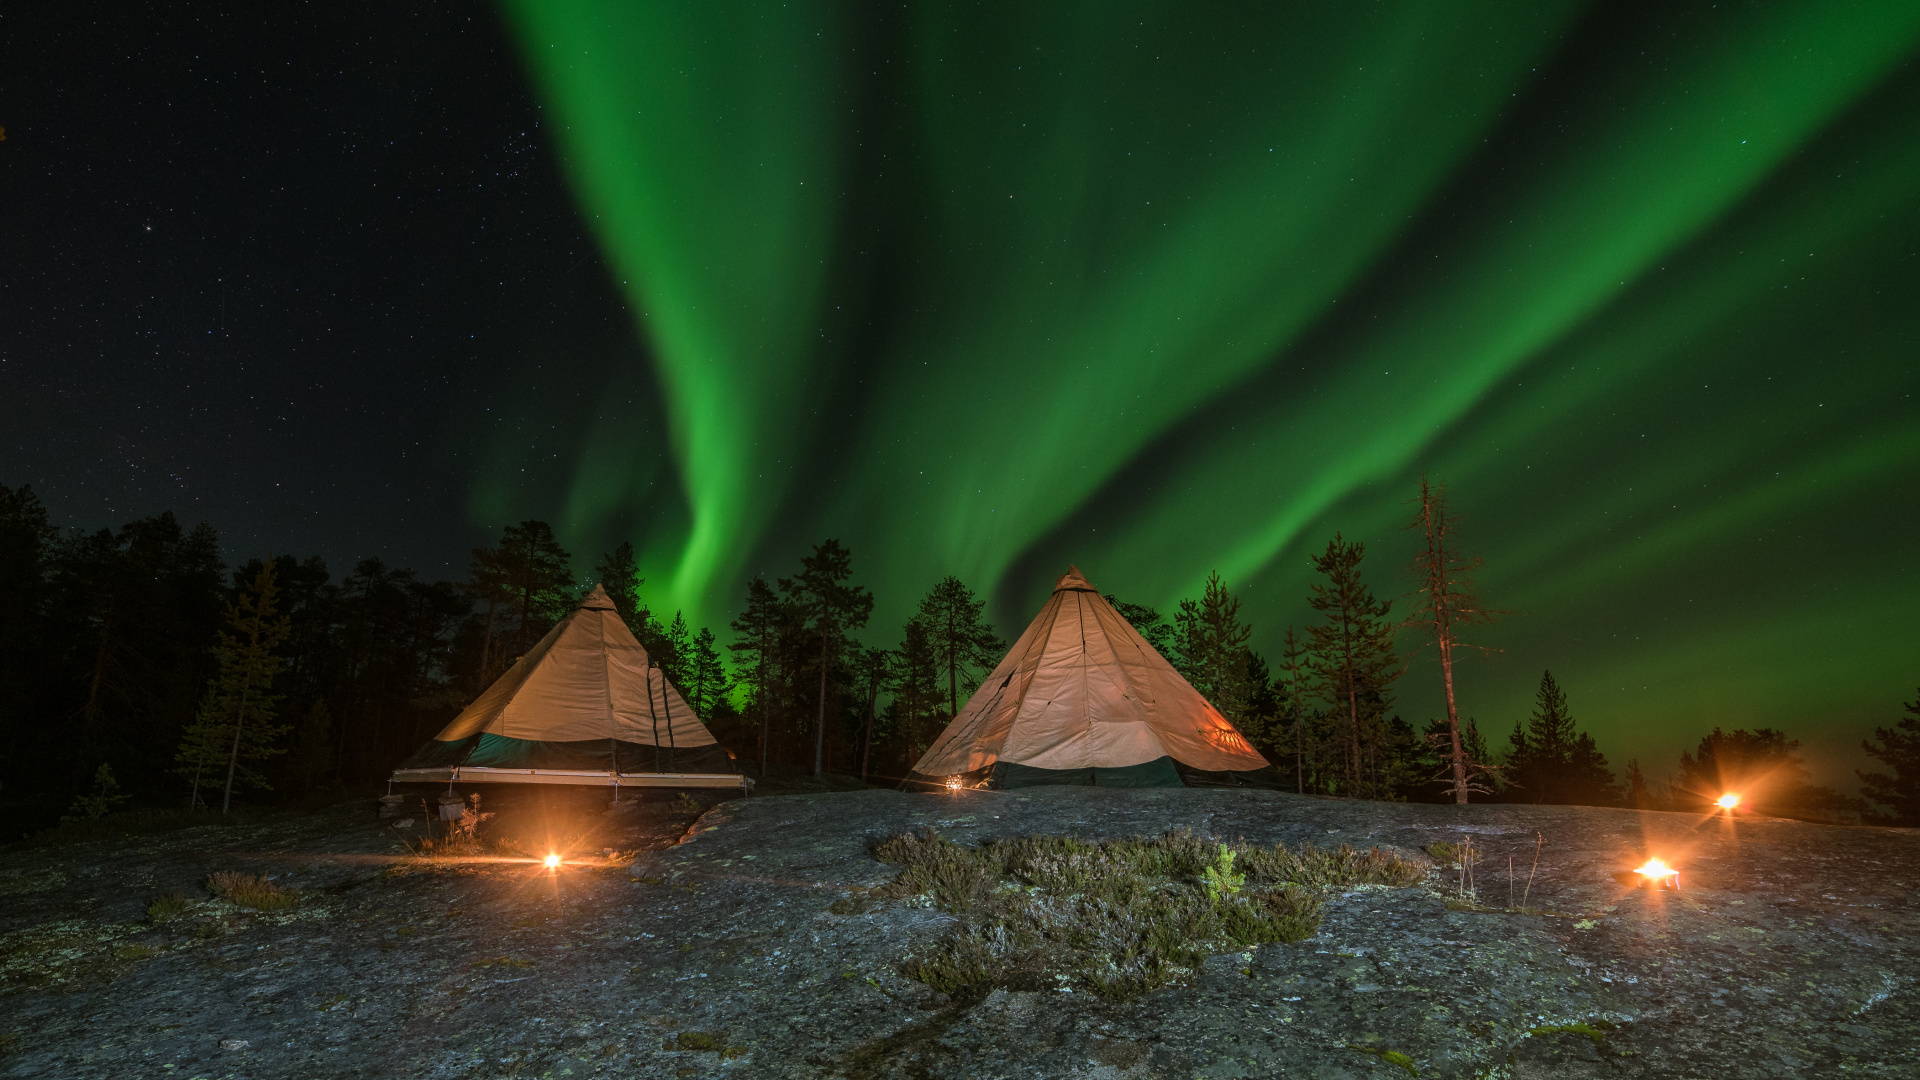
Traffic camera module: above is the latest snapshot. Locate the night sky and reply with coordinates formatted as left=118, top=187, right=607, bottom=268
left=5, top=1, right=1916, bottom=782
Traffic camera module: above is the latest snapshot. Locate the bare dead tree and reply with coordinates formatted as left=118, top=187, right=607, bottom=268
left=1406, top=476, right=1503, bottom=804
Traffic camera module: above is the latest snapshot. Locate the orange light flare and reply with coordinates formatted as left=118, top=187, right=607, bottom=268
left=945, top=775, right=962, bottom=795
left=544, top=853, right=562, bottom=870
left=1633, top=857, right=1681, bottom=890
left=1717, top=793, right=1740, bottom=810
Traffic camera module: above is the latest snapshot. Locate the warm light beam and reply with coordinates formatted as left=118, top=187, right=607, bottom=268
left=1717, top=794, right=1740, bottom=809
left=544, top=853, right=562, bottom=869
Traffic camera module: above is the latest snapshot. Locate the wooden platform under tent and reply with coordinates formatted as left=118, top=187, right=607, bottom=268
left=391, top=766, right=753, bottom=793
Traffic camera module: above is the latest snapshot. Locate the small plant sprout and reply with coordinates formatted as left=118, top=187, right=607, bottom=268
left=1634, top=857, right=1680, bottom=890
left=1201, top=844, right=1244, bottom=902
left=1717, top=793, right=1740, bottom=810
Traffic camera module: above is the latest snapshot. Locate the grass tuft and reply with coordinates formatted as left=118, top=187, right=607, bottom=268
left=876, top=829, right=1424, bottom=1001
left=146, top=892, right=193, bottom=923
left=205, top=871, right=298, bottom=912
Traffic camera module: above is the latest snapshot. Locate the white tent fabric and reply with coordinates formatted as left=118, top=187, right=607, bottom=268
left=430, top=584, right=717, bottom=749
left=909, top=566, right=1269, bottom=779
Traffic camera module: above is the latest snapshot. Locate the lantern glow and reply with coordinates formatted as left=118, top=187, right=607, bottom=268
left=1634, top=857, right=1680, bottom=889
left=1717, top=794, right=1740, bottom=809
left=945, top=775, right=962, bottom=794
left=544, top=853, right=561, bottom=869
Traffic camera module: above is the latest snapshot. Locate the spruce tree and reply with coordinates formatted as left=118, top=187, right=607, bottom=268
left=915, top=577, right=1005, bottom=720
left=1506, top=670, right=1621, bottom=806
left=593, top=541, right=650, bottom=637
left=1859, top=690, right=1920, bottom=826
left=895, top=617, right=943, bottom=760
left=176, top=563, right=292, bottom=813
left=1625, top=758, right=1655, bottom=809
left=1173, top=573, right=1256, bottom=728
left=1274, top=627, right=1311, bottom=794
left=779, top=540, right=873, bottom=778
left=1304, top=535, right=1401, bottom=796
left=684, top=626, right=731, bottom=718
left=729, top=578, right=786, bottom=777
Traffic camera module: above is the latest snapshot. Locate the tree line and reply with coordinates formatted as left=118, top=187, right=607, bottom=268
left=3, top=480, right=1915, bottom=828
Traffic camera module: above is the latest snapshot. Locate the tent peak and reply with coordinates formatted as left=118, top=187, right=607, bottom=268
left=579, top=583, right=617, bottom=610
left=1053, top=565, right=1096, bottom=593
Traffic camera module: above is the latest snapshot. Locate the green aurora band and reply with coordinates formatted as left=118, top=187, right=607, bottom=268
left=480, top=0, right=1920, bottom=776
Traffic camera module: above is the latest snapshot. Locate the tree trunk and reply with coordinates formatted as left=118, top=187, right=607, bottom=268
left=1440, top=633, right=1468, bottom=804
left=814, top=630, right=828, bottom=778
left=757, top=653, right=769, bottom=778
left=861, top=672, right=880, bottom=783
left=221, top=684, right=253, bottom=815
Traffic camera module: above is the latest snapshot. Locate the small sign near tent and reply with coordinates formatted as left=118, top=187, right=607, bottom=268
left=391, top=585, right=750, bottom=793
left=906, top=566, right=1279, bottom=790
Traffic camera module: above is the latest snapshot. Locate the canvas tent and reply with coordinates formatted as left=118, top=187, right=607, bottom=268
left=906, top=566, right=1278, bottom=789
left=392, top=584, right=746, bottom=791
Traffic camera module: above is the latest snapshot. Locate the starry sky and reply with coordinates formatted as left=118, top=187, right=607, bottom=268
left=5, top=0, right=1917, bottom=783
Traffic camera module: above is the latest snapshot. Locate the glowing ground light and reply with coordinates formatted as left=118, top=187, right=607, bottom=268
left=544, top=854, right=561, bottom=869
left=1717, top=794, right=1740, bottom=809
left=945, top=776, right=962, bottom=794
left=1634, top=858, right=1680, bottom=889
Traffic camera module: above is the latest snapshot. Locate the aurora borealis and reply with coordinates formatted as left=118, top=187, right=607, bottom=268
left=484, top=0, right=1920, bottom=775
left=5, top=0, right=1915, bottom=782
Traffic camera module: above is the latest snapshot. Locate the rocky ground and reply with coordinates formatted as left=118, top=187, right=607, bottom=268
left=0, top=783, right=1915, bottom=1079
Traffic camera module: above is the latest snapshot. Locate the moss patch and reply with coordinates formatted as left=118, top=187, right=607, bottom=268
left=874, top=830, right=1426, bottom=1001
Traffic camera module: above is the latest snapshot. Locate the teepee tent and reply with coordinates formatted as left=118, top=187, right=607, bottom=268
left=392, top=585, right=746, bottom=790
left=906, top=566, right=1278, bottom=789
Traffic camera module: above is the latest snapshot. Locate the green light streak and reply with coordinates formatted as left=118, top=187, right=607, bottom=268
left=482, top=0, right=1920, bottom=767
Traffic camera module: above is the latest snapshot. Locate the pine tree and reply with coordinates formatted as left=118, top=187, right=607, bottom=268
left=176, top=564, right=292, bottom=813
left=729, top=578, right=788, bottom=777
left=1859, top=689, right=1920, bottom=826
left=1173, top=573, right=1257, bottom=728
left=779, top=540, right=873, bottom=778
left=1506, top=670, right=1620, bottom=806
left=1105, top=595, right=1177, bottom=656
left=1405, top=477, right=1500, bottom=804
left=1304, top=535, right=1401, bottom=797
left=470, top=521, right=574, bottom=665
left=61, top=763, right=131, bottom=822
left=915, top=577, right=1005, bottom=720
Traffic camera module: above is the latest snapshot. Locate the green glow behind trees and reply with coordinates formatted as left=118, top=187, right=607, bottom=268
left=482, top=0, right=1920, bottom=772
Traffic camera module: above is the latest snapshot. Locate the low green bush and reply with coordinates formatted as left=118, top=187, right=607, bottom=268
left=875, top=829, right=1425, bottom=1001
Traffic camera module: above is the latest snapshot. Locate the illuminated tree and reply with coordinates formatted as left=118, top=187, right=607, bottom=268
left=175, top=564, right=291, bottom=813
left=1859, top=690, right=1920, bottom=826
left=1405, top=477, right=1501, bottom=803
left=1305, top=534, right=1401, bottom=796
left=779, top=540, right=873, bottom=777
left=915, top=577, right=1005, bottom=720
